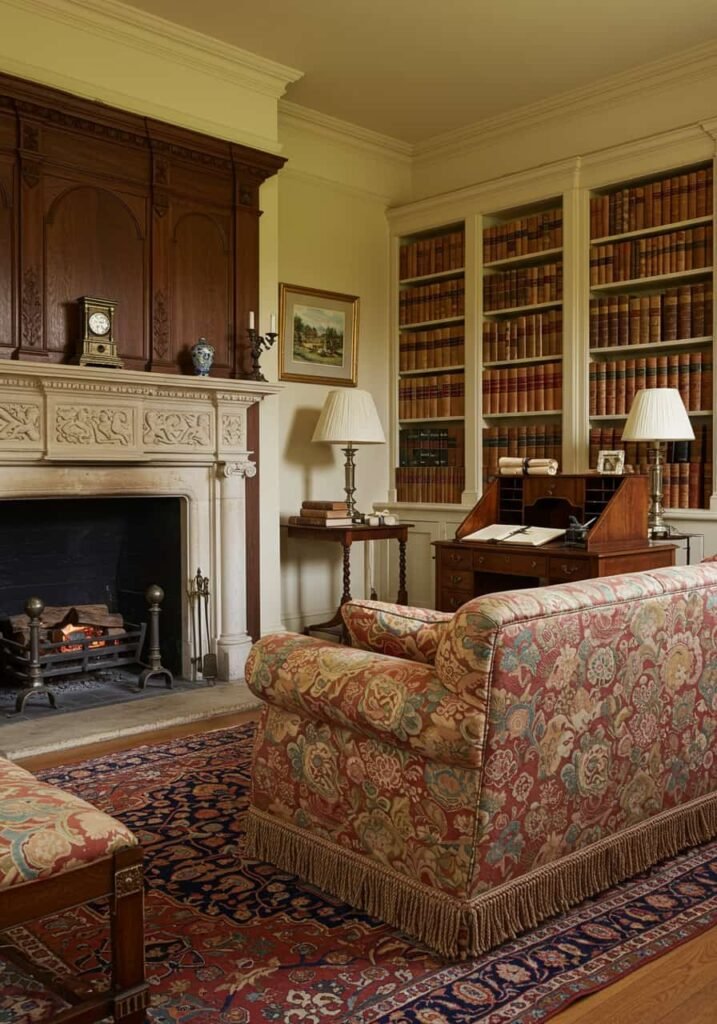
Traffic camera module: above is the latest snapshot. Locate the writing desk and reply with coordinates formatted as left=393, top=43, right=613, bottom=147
left=434, top=473, right=676, bottom=611
left=287, top=521, right=413, bottom=635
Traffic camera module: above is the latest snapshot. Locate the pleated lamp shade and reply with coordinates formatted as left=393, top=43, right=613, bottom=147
left=622, top=388, right=695, bottom=442
left=312, top=389, right=385, bottom=445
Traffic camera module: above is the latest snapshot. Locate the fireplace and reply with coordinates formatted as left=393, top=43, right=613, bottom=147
left=0, top=362, right=280, bottom=681
left=0, top=496, right=182, bottom=672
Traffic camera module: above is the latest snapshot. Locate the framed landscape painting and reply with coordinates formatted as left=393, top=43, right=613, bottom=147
left=278, top=283, right=359, bottom=386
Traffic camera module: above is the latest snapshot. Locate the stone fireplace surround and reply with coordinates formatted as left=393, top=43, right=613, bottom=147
left=0, top=362, right=280, bottom=681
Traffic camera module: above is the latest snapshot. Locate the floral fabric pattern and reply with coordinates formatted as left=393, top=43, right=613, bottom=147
left=246, top=633, right=486, bottom=768
left=342, top=599, right=453, bottom=664
left=0, top=757, right=137, bottom=888
left=247, top=564, right=717, bottom=909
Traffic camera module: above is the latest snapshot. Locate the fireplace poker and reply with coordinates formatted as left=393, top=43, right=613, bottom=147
left=201, top=574, right=217, bottom=685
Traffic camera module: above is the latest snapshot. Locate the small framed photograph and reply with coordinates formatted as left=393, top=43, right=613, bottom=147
left=278, top=283, right=359, bottom=386
left=597, top=449, right=625, bottom=475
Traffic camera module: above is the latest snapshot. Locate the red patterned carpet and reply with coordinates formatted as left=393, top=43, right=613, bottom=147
left=2, top=723, right=717, bottom=1023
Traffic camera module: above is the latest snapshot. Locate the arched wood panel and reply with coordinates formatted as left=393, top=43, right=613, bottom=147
left=0, top=167, right=13, bottom=359
left=44, top=185, right=147, bottom=366
left=170, top=210, right=231, bottom=372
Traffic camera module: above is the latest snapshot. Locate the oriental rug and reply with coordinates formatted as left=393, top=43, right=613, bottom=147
left=2, top=723, right=716, bottom=1024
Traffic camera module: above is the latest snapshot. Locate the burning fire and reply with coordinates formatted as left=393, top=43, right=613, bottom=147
left=59, top=624, right=108, bottom=653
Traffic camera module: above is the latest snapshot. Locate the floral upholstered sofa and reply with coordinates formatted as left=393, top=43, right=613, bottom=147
left=245, top=563, right=717, bottom=959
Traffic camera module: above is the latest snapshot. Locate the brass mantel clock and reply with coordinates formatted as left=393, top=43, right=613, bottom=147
left=77, top=296, right=123, bottom=368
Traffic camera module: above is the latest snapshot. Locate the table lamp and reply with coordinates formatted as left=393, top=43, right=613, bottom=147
left=312, top=388, right=385, bottom=522
left=621, top=387, right=694, bottom=539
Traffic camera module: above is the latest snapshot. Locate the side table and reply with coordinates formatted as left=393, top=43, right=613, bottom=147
left=286, top=521, right=413, bottom=637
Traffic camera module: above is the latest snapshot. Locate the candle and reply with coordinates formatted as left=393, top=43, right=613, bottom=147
left=248, top=311, right=255, bottom=330
left=269, top=313, right=276, bottom=333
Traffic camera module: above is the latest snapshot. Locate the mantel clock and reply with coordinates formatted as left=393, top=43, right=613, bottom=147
left=77, top=296, right=123, bottom=368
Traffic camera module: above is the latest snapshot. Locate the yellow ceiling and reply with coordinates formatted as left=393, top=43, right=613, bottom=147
left=122, top=0, right=717, bottom=143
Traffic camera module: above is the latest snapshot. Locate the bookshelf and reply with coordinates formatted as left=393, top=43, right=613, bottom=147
left=588, top=163, right=714, bottom=510
left=396, top=223, right=466, bottom=504
left=480, top=200, right=564, bottom=486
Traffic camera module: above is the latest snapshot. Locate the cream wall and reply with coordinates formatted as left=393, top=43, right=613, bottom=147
left=275, top=110, right=411, bottom=630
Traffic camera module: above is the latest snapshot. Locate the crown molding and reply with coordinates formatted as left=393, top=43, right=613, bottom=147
left=279, top=164, right=404, bottom=207
left=279, top=99, right=413, bottom=162
left=415, top=38, right=717, bottom=164
left=3, top=0, right=303, bottom=100
left=388, top=156, right=581, bottom=229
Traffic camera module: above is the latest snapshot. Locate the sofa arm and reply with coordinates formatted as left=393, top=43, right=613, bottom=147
left=246, top=632, right=486, bottom=768
left=341, top=599, right=453, bottom=664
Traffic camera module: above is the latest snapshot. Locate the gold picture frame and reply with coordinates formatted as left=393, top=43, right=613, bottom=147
left=278, top=283, right=359, bottom=386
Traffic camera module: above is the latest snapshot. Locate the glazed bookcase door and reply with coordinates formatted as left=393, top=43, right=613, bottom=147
left=588, top=162, right=714, bottom=510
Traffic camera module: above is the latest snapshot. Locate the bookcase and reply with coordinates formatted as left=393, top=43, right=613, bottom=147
left=396, top=223, right=466, bottom=504
left=481, top=199, right=564, bottom=487
left=588, top=163, right=714, bottom=509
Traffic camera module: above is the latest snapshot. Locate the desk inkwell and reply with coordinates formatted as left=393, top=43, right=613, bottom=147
left=564, top=515, right=597, bottom=547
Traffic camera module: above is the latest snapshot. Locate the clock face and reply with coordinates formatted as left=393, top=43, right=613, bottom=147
left=88, top=311, right=111, bottom=336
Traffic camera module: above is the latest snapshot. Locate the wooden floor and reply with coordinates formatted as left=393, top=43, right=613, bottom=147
left=17, top=713, right=717, bottom=1024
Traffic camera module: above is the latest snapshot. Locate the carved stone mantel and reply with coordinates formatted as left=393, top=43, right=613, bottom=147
left=0, top=361, right=281, bottom=681
left=0, top=362, right=280, bottom=463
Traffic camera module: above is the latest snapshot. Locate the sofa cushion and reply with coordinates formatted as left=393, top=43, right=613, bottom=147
left=342, top=599, right=452, bottom=663
left=0, top=757, right=137, bottom=889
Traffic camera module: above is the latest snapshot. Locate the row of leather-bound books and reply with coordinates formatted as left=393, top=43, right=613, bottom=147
left=482, top=362, right=563, bottom=414
left=589, top=224, right=712, bottom=284
left=399, top=230, right=464, bottom=281
left=399, top=326, right=464, bottom=371
left=399, top=425, right=464, bottom=468
left=398, top=374, right=465, bottom=419
left=589, top=355, right=712, bottom=416
left=395, top=466, right=465, bottom=505
left=484, top=262, right=562, bottom=311
left=590, top=426, right=712, bottom=509
left=483, top=309, right=562, bottom=362
left=483, top=209, right=562, bottom=263
left=482, top=425, right=562, bottom=484
left=399, top=280, right=465, bottom=326
left=590, top=167, right=713, bottom=239
left=589, top=283, right=712, bottom=347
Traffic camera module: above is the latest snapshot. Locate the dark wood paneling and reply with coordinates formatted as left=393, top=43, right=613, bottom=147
left=44, top=182, right=147, bottom=366
left=171, top=209, right=231, bottom=373
left=0, top=71, right=285, bottom=373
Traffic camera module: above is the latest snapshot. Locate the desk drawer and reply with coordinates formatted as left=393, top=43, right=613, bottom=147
left=441, top=569, right=473, bottom=591
left=440, top=547, right=473, bottom=571
left=473, top=549, right=547, bottom=577
left=439, top=589, right=472, bottom=613
left=549, top=556, right=591, bottom=582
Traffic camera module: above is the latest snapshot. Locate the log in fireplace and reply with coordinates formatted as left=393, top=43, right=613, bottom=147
left=0, top=587, right=173, bottom=713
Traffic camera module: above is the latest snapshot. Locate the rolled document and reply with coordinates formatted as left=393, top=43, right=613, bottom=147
left=498, top=457, right=559, bottom=476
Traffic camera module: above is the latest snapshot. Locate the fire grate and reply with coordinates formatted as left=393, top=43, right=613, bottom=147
left=0, top=585, right=173, bottom=714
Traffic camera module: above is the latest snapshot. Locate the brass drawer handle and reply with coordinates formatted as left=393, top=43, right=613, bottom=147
left=477, top=556, right=485, bottom=565
left=560, top=563, right=581, bottom=576
left=450, top=574, right=464, bottom=584
left=448, top=552, right=464, bottom=564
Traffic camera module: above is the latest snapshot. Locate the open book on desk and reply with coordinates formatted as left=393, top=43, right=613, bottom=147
left=461, top=524, right=566, bottom=546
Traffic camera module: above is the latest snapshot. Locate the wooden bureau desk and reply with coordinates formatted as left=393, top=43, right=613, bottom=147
left=434, top=473, right=676, bottom=611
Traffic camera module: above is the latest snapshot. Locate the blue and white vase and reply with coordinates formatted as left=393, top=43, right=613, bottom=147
left=191, top=337, right=215, bottom=376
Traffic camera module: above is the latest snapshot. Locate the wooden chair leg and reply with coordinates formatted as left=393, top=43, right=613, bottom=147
left=111, top=847, right=149, bottom=1023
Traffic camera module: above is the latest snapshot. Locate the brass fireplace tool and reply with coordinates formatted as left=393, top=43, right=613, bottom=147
left=187, top=568, right=217, bottom=685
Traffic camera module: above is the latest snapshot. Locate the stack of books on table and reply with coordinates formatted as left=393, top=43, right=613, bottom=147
left=288, top=501, right=353, bottom=527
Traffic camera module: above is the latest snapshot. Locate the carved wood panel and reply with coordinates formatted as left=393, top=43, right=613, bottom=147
left=170, top=209, right=232, bottom=373
left=44, top=183, right=147, bottom=368
left=0, top=72, right=285, bottom=376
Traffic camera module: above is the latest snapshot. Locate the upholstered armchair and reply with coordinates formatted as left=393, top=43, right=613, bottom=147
left=245, top=569, right=717, bottom=959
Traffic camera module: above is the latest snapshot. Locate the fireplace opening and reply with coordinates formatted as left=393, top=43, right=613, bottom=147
left=0, top=497, right=182, bottom=676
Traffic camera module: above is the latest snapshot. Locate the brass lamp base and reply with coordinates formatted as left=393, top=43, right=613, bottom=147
left=647, top=441, right=670, bottom=539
